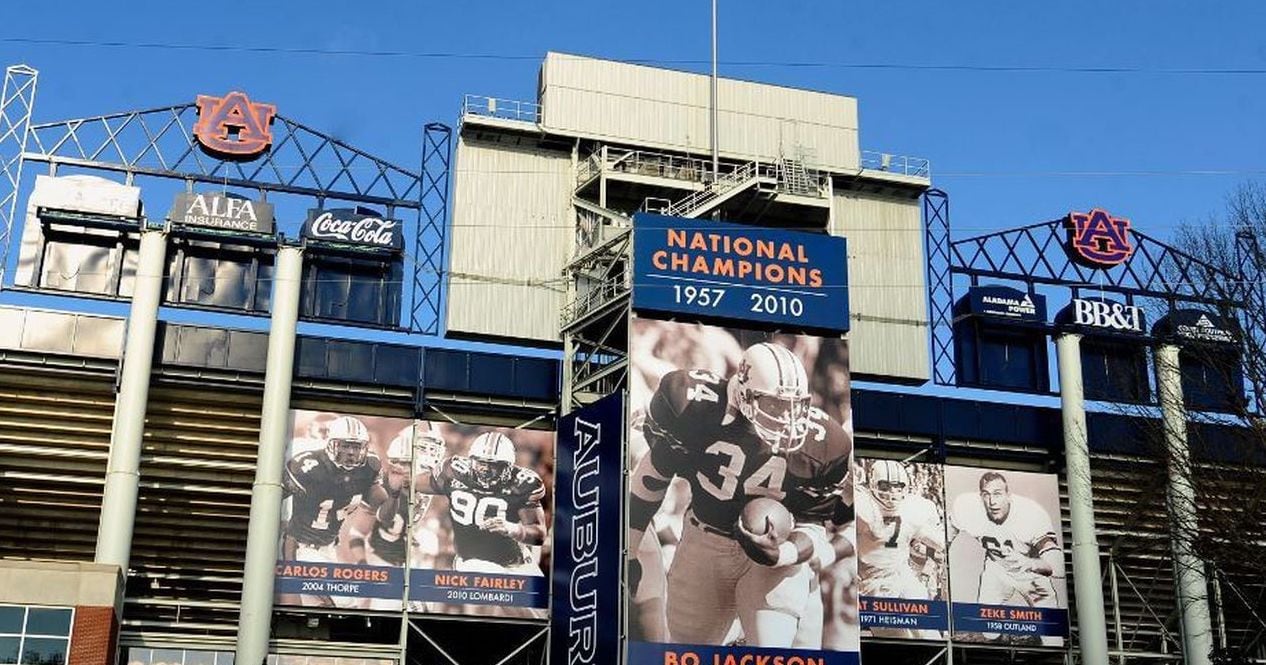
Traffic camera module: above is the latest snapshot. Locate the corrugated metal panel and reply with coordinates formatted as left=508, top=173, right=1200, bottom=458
left=446, top=134, right=573, bottom=343
left=0, top=370, right=116, bottom=562
left=540, top=52, right=858, bottom=172
left=833, top=191, right=929, bottom=381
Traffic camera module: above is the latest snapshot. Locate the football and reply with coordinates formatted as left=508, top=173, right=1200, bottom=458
left=739, top=497, right=794, bottom=542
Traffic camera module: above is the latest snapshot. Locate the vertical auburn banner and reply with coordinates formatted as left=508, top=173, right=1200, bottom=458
left=550, top=393, right=625, bottom=665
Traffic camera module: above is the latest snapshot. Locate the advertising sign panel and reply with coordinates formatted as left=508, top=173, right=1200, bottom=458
left=854, top=459, right=948, bottom=639
left=274, top=412, right=554, bottom=618
left=301, top=208, right=404, bottom=251
left=627, top=317, right=859, bottom=665
left=275, top=410, right=411, bottom=610
left=550, top=393, right=624, bottom=665
left=406, top=421, right=554, bottom=619
left=945, top=466, right=1069, bottom=645
left=1057, top=297, right=1146, bottom=336
left=631, top=213, right=849, bottom=333
left=1155, top=309, right=1240, bottom=346
left=168, top=192, right=276, bottom=234
left=966, top=286, right=1046, bottom=324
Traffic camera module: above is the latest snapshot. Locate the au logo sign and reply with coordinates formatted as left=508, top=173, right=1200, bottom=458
left=193, top=92, right=277, bottom=159
left=1066, top=209, right=1134, bottom=267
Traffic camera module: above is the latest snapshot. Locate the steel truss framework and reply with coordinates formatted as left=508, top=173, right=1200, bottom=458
left=0, top=64, right=450, bottom=334
left=923, top=192, right=1266, bottom=663
left=924, top=194, right=1262, bottom=404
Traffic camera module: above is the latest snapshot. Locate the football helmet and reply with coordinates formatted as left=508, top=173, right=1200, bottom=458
left=731, top=342, right=811, bottom=453
left=386, top=423, right=446, bottom=468
left=468, top=431, right=516, bottom=488
left=325, top=415, right=371, bottom=470
left=867, top=459, right=910, bottom=511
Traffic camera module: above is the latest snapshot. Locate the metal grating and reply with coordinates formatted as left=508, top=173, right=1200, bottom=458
left=923, top=189, right=954, bottom=385
left=0, top=65, right=36, bottom=286
left=0, top=65, right=453, bottom=334
left=25, top=104, right=422, bottom=208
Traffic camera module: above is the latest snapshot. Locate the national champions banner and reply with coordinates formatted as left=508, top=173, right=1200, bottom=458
left=631, top=213, right=849, bottom=333
left=551, top=393, right=624, bottom=665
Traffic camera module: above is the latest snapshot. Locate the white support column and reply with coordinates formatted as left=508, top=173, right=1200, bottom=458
left=236, top=244, right=304, bottom=665
left=1155, top=344, right=1214, bottom=665
left=94, top=227, right=167, bottom=571
left=1056, top=333, right=1110, bottom=665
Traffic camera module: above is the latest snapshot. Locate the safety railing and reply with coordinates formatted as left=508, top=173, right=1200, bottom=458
left=560, top=275, right=629, bottom=328
left=861, top=150, right=931, bottom=178
left=462, top=94, right=542, bottom=124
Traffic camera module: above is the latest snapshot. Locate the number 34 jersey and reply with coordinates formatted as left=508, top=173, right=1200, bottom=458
left=285, top=450, right=383, bottom=547
left=432, top=456, right=546, bottom=566
left=644, top=369, right=853, bottom=533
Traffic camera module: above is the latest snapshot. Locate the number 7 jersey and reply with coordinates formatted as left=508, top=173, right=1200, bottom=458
left=643, top=369, right=853, bottom=532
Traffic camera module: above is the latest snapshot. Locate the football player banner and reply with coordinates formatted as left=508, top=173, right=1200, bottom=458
left=626, top=318, right=859, bottom=665
left=272, top=412, right=555, bottom=618
left=854, top=459, right=949, bottom=638
left=550, top=393, right=624, bottom=665
left=405, top=421, right=554, bottom=619
left=274, top=410, right=411, bottom=611
left=944, top=466, right=1069, bottom=646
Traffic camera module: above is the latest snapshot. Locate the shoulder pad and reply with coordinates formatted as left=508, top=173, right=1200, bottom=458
left=649, top=369, right=727, bottom=434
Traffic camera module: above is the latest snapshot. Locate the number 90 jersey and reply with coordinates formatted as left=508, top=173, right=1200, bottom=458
left=433, top=457, right=546, bottom=566
left=644, top=369, right=853, bottom=533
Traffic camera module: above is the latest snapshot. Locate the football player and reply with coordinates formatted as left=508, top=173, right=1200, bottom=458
left=854, top=459, right=945, bottom=639
left=282, top=415, right=390, bottom=608
left=348, top=424, right=446, bottom=611
left=628, top=341, right=854, bottom=648
left=414, top=431, right=548, bottom=575
left=948, top=471, right=1064, bottom=646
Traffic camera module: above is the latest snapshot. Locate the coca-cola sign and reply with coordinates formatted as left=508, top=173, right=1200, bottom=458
left=301, top=208, right=403, bottom=251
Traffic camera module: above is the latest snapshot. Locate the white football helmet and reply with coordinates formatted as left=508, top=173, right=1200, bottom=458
left=325, top=415, right=371, bottom=470
left=730, top=342, right=811, bottom=453
left=867, top=459, right=911, bottom=511
left=387, top=422, right=446, bottom=469
left=468, top=431, right=516, bottom=488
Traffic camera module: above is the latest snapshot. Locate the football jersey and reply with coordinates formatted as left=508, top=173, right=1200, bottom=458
left=434, top=456, right=546, bottom=566
left=855, top=489, right=941, bottom=580
left=368, top=497, right=408, bottom=566
left=644, top=369, right=853, bottom=533
left=950, top=491, right=1058, bottom=584
left=285, top=449, right=383, bottom=547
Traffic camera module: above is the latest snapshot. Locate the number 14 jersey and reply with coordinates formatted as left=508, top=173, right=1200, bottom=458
left=644, top=369, right=854, bottom=532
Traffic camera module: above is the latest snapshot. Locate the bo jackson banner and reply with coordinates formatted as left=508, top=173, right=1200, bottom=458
left=945, top=466, right=1069, bottom=646
left=551, top=393, right=624, bottom=665
left=854, top=459, right=949, bottom=639
left=274, top=410, right=411, bottom=610
left=405, top=421, right=554, bottom=619
left=626, top=317, right=859, bottom=665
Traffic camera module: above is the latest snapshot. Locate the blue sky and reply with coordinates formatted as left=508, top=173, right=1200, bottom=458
left=5, top=0, right=1264, bottom=234
left=1, top=1, right=1263, bottom=369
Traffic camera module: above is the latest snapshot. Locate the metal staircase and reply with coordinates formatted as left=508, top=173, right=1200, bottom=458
left=660, top=160, right=767, bottom=218
left=777, top=158, right=816, bottom=196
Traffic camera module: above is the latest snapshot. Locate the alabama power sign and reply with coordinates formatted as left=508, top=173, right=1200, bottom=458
left=631, top=213, right=849, bottom=333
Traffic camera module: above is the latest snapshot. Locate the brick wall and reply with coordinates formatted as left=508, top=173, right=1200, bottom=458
left=69, top=606, right=118, bottom=665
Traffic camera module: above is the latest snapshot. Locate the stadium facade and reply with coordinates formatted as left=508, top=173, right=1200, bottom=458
left=0, top=52, right=1263, bottom=665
